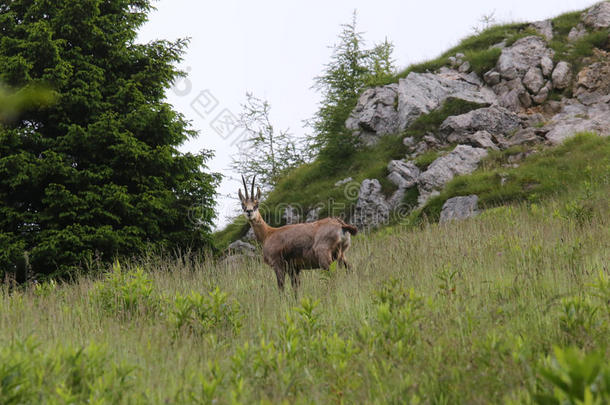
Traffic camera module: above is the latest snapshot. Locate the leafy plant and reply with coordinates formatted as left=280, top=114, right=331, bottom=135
left=534, top=347, right=610, bottom=404
left=168, top=287, right=242, bottom=337
left=90, top=261, right=160, bottom=319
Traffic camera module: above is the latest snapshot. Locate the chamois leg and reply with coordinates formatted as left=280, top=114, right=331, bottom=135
left=315, top=247, right=334, bottom=270
left=289, top=269, right=301, bottom=299
left=273, top=264, right=286, bottom=292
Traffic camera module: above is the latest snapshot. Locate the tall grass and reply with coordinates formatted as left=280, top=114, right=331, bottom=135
left=1, top=172, right=609, bottom=402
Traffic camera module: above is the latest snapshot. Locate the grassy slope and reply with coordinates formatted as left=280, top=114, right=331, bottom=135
left=1, top=139, right=608, bottom=402
left=216, top=6, right=608, bottom=248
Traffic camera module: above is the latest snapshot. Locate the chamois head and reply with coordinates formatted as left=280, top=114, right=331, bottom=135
left=238, top=175, right=262, bottom=221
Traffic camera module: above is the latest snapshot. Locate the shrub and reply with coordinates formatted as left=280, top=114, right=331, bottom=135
left=0, top=338, right=137, bottom=404
left=168, top=287, right=242, bottom=337
left=90, top=261, right=161, bottom=319
left=534, top=346, right=610, bottom=404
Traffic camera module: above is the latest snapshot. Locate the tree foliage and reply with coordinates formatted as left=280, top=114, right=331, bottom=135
left=0, top=0, right=219, bottom=279
left=230, top=93, right=306, bottom=192
left=308, top=11, right=396, bottom=169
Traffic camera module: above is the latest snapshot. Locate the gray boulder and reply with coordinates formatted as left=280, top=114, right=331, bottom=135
left=493, top=78, right=531, bottom=111
left=483, top=70, right=501, bottom=86
left=530, top=20, right=554, bottom=41
left=228, top=240, right=256, bottom=255
left=583, top=1, right=610, bottom=29
left=440, top=195, right=480, bottom=223
left=396, top=70, right=496, bottom=130
left=552, top=61, right=572, bottom=89
left=418, top=145, right=488, bottom=204
left=243, top=227, right=256, bottom=242
left=574, top=55, right=610, bottom=105
left=522, top=67, right=545, bottom=94
left=568, top=24, right=587, bottom=42
left=543, top=101, right=610, bottom=144
left=540, top=56, right=555, bottom=77
left=387, top=160, right=420, bottom=189
left=346, top=84, right=400, bottom=145
left=353, top=179, right=390, bottom=229
left=505, top=128, right=544, bottom=147
left=440, top=105, right=522, bottom=141
left=460, top=130, right=499, bottom=150
left=496, top=36, right=555, bottom=80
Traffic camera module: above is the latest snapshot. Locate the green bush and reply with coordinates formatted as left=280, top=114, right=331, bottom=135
left=534, top=347, right=610, bottom=404
left=90, top=261, right=161, bottom=319
left=0, top=338, right=137, bottom=404
left=168, top=287, right=242, bottom=337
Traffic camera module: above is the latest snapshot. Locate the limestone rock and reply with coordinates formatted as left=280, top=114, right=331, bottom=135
left=505, top=128, right=544, bottom=147
left=583, top=1, right=610, bottom=29
left=540, top=56, right=554, bottom=77
left=522, top=67, right=545, bottom=94
left=532, top=82, right=552, bottom=104
left=418, top=145, right=488, bottom=204
left=568, top=24, right=587, bottom=42
left=387, top=160, right=421, bottom=189
left=458, top=61, right=471, bottom=73
left=243, top=227, right=256, bottom=242
left=353, top=179, right=391, bottom=229
left=228, top=240, right=256, bottom=255
left=484, top=70, right=501, bottom=86
left=496, top=36, right=555, bottom=80
left=396, top=70, right=496, bottom=130
left=439, top=195, right=480, bottom=223
left=574, top=52, right=610, bottom=105
left=440, top=105, right=522, bottom=141
left=493, top=78, right=530, bottom=111
left=530, top=20, right=554, bottom=41
left=544, top=101, right=610, bottom=144
left=346, top=84, right=400, bottom=145
left=552, top=61, right=572, bottom=89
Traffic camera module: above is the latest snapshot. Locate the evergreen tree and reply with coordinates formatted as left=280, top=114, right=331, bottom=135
left=308, top=11, right=396, bottom=168
left=0, top=0, right=219, bottom=279
left=230, top=93, right=305, bottom=191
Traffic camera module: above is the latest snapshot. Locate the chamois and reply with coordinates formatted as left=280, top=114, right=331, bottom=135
left=237, top=176, right=358, bottom=292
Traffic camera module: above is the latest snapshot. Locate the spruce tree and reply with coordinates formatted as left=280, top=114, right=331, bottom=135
left=0, top=0, right=219, bottom=279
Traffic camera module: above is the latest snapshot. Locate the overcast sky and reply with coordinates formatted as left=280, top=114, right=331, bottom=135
left=137, top=0, right=597, bottom=229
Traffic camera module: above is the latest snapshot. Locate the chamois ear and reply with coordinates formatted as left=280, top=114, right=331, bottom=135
left=238, top=189, right=245, bottom=203
left=256, top=187, right=261, bottom=200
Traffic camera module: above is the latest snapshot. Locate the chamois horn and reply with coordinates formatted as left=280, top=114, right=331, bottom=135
left=251, top=175, right=256, bottom=200
left=242, top=175, right=249, bottom=199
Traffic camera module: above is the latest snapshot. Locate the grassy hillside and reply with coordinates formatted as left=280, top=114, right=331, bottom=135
left=215, top=5, right=609, bottom=247
left=1, top=143, right=608, bottom=402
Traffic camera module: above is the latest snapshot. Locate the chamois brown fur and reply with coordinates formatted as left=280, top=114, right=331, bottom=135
left=237, top=176, right=358, bottom=292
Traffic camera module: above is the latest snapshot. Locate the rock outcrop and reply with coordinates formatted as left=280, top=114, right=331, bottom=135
left=418, top=145, right=488, bottom=205
left=353, top=179, right=390, bottom=229
left=347, top=68, right=496, bottom=144
left=346, top=84, right=400, bottom=145
left=583, top=1, right=610, bottom=29
left=543, top=101, right=610, bottom=144
left=439, top=195, right=480, bottom=223
left=486, top=36, right=560, bottom=110
left=439, top=105, right=522, bottom=143
left=397, top=69, right=496, bottom=131
left=386, top=160, right=420, bottom=208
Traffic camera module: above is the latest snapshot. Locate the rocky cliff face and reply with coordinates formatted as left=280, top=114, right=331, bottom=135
left=347, top=1, right=610, bottom=229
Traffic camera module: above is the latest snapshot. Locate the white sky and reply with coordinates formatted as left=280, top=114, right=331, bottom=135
left=137, top=0, right=597, bottom=229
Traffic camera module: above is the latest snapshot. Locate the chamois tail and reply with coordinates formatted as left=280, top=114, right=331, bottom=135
left=337, top=219, right=358, bottom=235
